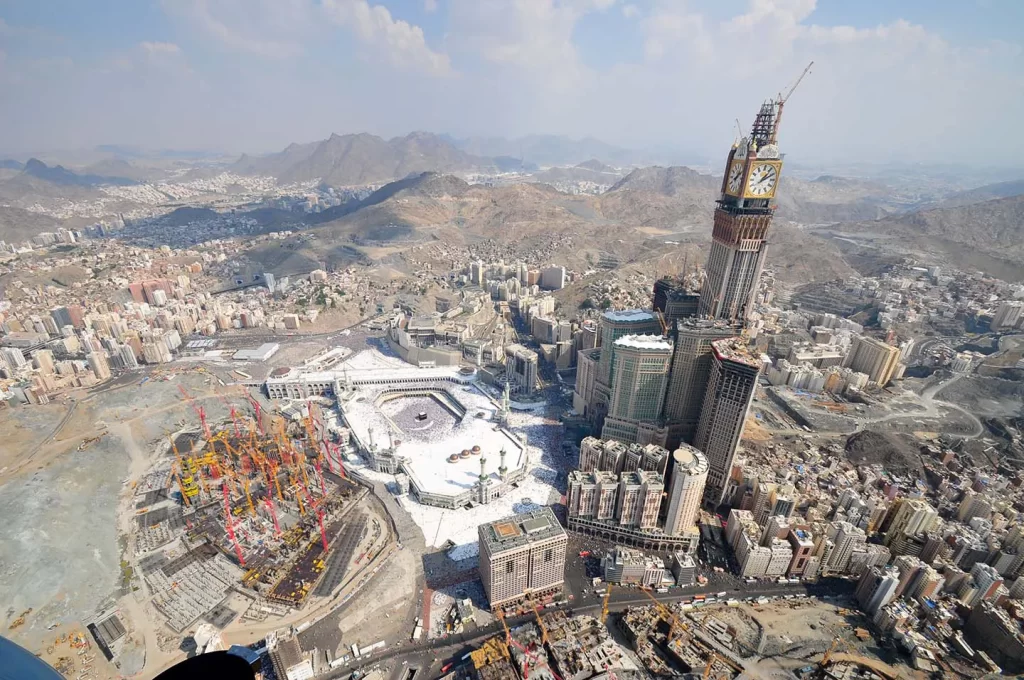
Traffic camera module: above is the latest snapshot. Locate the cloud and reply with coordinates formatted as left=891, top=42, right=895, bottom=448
left=321, top=0, right=452, bottom=75
left=1, top=0, right=1022, bottom=165
left=448, top=0, right=593, bottom=90
left=163, top=0, right=310, bottom=57
left=140, top=41, right=182, bottom=55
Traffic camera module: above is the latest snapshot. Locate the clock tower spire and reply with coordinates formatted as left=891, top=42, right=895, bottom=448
left=698, top=73, right=805, bottom=323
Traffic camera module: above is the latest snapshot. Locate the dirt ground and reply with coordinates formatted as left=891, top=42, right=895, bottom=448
left=0, top=366, right=243, bottom=678
left=936, top=375, right=1024, bottom=418
left=745, top=598, right=883, bottom=662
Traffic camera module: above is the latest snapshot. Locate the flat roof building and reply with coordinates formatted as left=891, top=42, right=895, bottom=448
left=479, top=507, right=568, bottom=608
left=662, top=318, right=737, bottom=448
left=694, top=338, right=760, bottom=508
left=663, top=445, right=708, bottom=537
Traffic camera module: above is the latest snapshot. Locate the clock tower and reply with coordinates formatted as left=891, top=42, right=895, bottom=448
left=698, top=100, right=786, bottom=323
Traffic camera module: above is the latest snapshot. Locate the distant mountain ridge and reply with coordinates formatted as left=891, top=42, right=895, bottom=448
left=21, top=158, right=136, bottom=187
left=450, top=134, right=645, bottom=167
left=831, top=193, right=1024, bottom=269
left=230, top=132, right=496, bottom=186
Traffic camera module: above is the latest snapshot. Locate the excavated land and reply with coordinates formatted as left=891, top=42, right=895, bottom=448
left=935, top=375, right=1024, bottom=418
left=0, top=366, right=242, bottom=678
left=844, top=430, right=925, bottom=475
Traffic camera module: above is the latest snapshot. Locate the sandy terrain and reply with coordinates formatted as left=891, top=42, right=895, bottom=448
left=0, top=367, right=243, bottom=678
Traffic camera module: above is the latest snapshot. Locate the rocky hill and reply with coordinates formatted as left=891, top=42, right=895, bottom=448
left=839, top=194, right=1024, bottom=259
left=230, top=132, right=495, bottom=186
left=0, top=206, right=62, bottom=244
left=254, top=170, right=853, bottom=286
left=21, top=158, right=135, bottom=186
left=529, top=161, right=625, bottom=188
left=931, top=179, right=1024, bottom=209
left=599, top=166, right=899, bottom=226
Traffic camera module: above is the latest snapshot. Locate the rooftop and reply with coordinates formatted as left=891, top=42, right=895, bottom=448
left=613, top=334, right=672, bottom=352
left=602, top=309, right=656, bottom=323
left=671, top=445, right=709, bottom=474
left=711, top=337, right=761, bottom=369
left=480, top=507, right=566, bottom=553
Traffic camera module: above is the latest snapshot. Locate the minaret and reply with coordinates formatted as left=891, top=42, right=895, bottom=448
left=477, top=456, right=492, bottom=504
left=496, top=380, right=511, bottom=425
left=499, top=447, right=508, bottom=481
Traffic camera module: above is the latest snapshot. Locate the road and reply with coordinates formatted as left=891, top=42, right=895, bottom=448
left=320, top=579, right=856, bottom=680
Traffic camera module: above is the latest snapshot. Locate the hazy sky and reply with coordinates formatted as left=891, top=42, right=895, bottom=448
left=1, top=0, right=1022, bottom=165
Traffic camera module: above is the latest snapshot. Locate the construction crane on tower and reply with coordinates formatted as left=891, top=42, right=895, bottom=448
left=527, top=595, right=549, bottom=646
left=770, top=60, right=813, bottom=144
left=298, top=483, right=330, bottom=553
left=247, top=394, right=264, bottom=434
left=219, top=394, right=243, bottom=438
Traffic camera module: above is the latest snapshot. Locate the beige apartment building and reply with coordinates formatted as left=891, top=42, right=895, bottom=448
left=479, top=507, right=568, bottom=608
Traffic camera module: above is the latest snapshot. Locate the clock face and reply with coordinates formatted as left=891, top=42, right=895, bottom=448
left=746, top=162, right=779, bottom=197
left=726, top=161, right=745, bottom=194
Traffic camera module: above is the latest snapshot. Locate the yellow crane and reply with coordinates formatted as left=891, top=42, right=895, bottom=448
left=638, top=587, right=688, bottom=641
left=244, top=479, right=255, bottom=515
left=601, top=583, right=613, bottom=623
left=528, top=595, right=549, bottom=646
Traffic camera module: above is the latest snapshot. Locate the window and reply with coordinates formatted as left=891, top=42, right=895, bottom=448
left=506, top=561, right=514, bottom=573
left=544, top=549, right=553, bottom=562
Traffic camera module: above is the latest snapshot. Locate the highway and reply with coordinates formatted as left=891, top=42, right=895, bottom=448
left=320, top=579, right=855, bottom=679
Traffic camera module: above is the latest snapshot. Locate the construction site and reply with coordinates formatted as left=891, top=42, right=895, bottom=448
left=128, top=385, right=390, bottom=637
left=469, top=609, right=641, bottom=680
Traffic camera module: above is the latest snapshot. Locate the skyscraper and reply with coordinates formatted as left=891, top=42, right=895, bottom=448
left=595, top=310, right=663, bottom=386
left=698, top=101, right=786, bottom=322
left=661, top=318, right=736, bottom=448
left=694, top=338, right=761, bottom=508
left=663, top=445, right=709, bottom=537
left=652, top=277, right=700, bottom=327
left=601, top=335, right=672, bottom=446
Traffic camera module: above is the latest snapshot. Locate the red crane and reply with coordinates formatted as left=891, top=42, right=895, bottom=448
left=220, top=395, right=242, bottom=438
left=315, top=506, right=329, bottom=553
left=314, top=458, right=328, bottom=497
left=179, top=385, right=210, bottom=439
left=300, top=484, right=330, bottom=553
left=223, top=483, right=245, bottom=566
left=248, top=395, right=264, bottom=434
left=330, top=443, right=346, bottom=478
left=264, top=496, right=281, bottom=537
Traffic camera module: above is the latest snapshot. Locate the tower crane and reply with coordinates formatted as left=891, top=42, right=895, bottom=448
left=638, top=587, right=687, bottom=641
left=179, top=385, right=210, bottom=439
left=770, top=60, right=813, bottom=144
left=600, top=583, right=613, bottom=624
left=223, top=483, right=245, bottom=566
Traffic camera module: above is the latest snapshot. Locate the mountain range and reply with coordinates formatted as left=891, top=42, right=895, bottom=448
left=229, top=132, right=497, bottom=186
left=821, top=192, right=1024, bottom=281
left=2, top=133, right=1024, bottom=284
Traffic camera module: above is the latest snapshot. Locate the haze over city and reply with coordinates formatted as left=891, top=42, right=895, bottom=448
left=3, top=2, right=1024, bottom=680
left=2, top=0, right=1023, bottom=165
